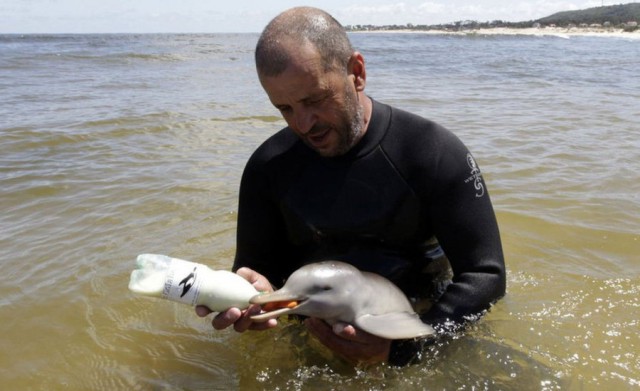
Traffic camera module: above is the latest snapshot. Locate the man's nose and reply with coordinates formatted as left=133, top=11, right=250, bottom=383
left=293, top=108, right=316, bottom=135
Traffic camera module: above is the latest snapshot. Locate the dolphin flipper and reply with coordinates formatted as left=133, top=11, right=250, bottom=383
left=355, top=313, right=436, bottom=340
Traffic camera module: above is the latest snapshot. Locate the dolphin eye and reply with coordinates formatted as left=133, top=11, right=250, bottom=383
left=322, top=286, right=331, bottom=291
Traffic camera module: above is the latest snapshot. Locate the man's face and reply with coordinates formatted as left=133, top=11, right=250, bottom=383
left=259, top=42, right=364, bottom=157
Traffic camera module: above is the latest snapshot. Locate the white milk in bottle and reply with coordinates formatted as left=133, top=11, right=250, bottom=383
left=128, top=254, right=258, bottom=312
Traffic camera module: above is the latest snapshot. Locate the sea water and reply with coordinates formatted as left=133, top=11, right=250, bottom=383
left=1, top=32, right=638, bottom=389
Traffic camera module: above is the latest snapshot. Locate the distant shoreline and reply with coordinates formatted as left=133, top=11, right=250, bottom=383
left=351, top=26, right=640, bottom=39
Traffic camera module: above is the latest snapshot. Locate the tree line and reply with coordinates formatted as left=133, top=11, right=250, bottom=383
left=346, top=3, right=640, bottom=32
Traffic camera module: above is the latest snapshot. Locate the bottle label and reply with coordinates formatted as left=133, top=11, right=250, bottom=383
left=161, top=257, right=202, bottom=306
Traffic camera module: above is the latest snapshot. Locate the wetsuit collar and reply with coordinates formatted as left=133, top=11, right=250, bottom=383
left=335, top=97, right=390, bottom=160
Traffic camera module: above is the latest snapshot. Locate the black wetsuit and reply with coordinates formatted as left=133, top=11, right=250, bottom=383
left=233, top=98, right=506, bottom=364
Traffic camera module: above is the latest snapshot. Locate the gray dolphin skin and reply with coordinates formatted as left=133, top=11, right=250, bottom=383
left=250, top=261, right=435, bottom=340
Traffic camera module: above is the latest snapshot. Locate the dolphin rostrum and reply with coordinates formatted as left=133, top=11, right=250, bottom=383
left=250, top=261, right=435, bottom=340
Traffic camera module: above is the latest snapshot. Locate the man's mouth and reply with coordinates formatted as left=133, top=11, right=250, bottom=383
left=307, top=128, right=331, bottom=148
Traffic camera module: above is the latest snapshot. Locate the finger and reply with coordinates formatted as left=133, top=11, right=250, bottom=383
left=331, top=322, right=358, bottom=340
left=236, top=267, right=261, bottom=284
left=236, top=267, right=273, bottom=292
left=247, top=318, right=278, bottom=331
left=332, top=321, right=384, bottom=344
left=308, top=319, right=379, bottom=344
left=195, top=305, right=213, bottom=317
left=211, top=307, right=242, bottom=330
left=232, top=304, right=263, bottom=332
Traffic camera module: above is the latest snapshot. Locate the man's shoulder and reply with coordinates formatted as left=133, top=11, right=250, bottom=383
left=370, top=99, right=448, bottom=141
left=387, top=104, right=447, bottom=136
left=379, top=103, right=459, bottom=152
left=248, top=127, right=300, bottom=167
left=377, top=101, right=470, bottom=178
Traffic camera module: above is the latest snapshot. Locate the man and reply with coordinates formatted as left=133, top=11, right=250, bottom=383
left=196, top=6, right=506, bottom=366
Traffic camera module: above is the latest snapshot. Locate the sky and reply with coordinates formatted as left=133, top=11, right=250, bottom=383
left=1, top=0, right=637, bottom=33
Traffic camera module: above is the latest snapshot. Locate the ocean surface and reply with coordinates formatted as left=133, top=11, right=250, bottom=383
left=1, top=32, right=638, bottom=390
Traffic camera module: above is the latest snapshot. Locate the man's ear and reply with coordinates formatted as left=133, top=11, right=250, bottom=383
left=348, top=52, right=367, bottom=92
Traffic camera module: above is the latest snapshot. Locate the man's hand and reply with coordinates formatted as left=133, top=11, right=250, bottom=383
left=195, top=267, right=277, bottom=332
left=304, top=317, right=391, bottom=365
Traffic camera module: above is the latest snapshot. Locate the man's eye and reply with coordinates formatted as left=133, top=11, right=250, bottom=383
left=307, top=97, right=323, bottom=105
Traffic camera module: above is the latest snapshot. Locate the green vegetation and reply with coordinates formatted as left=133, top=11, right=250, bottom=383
left=346, top=3, right=640, bottom=32
left=538, top=3, right=640, bottom=26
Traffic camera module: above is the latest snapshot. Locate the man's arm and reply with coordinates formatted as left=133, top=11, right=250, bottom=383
left=423, top=141, right=506, bottom=327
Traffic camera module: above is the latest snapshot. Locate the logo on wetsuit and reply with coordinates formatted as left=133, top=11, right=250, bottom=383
left=464, top=153, right=485, bottom=198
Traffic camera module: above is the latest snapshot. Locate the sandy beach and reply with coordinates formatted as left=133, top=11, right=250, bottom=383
left=357, top=26, right=640, bottom=39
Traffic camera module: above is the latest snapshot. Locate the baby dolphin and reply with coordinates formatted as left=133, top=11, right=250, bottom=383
left=250, top=261, right=435, bottom=340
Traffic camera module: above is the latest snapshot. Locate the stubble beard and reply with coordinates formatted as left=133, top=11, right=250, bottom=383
left=322, top=89, right=364, bottom=157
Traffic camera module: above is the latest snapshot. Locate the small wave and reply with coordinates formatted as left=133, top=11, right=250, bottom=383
left=44, top=51, right=190, bottom=64
left=116, top=52, right=189, bottom=62
left=220, top=115, right=284, bottom=123
left=0, top=127, right=91, bottom=150
left=0, top=33, right=82, bottom=43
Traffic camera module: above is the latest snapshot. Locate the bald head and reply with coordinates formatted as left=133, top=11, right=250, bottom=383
left=255, top=7, right=354, bottom=77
